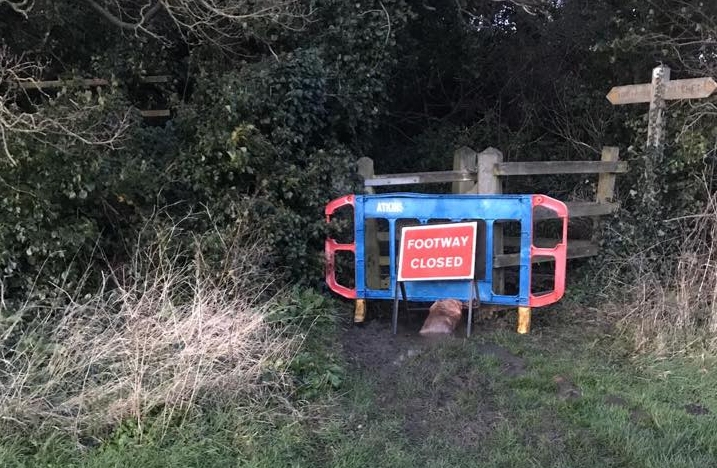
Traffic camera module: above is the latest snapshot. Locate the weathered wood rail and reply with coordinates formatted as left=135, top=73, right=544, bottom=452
left=356, top=146, right=625, bottom=331
left=15, top=75, right=172, bottom=119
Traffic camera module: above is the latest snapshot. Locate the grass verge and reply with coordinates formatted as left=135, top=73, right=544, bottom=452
left=3, top=301, right=715, bottom=467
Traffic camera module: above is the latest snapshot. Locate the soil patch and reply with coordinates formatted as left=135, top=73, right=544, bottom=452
left=684, top=403, right=710, bottom=415
left=475, top=343, right=526, bottom=377
left=342, top=316, right=528, bottom=447
left=604, top=394, right=629, bottom=408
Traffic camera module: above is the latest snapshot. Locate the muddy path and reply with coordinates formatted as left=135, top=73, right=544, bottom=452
left=341, top=309, right=529, bottom=448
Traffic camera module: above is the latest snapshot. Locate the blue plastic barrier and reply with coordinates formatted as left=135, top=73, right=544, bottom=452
left=325, top=193, right=567, bottom=308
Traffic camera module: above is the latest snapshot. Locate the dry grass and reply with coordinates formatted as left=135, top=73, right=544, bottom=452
left=0, top=217, right=297, bottom=438
left=608, top=186, right=717, bottom=355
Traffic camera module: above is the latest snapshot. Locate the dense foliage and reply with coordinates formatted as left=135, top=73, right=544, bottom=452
left=1, top=0, right=716, bottom=302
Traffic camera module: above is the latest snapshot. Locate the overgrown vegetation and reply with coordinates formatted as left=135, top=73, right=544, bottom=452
left=4, top=309, right=716, bottom=467
left=604, top=180, right=717, bottom=355
left=2, top=0, right=717, bottom=465
left=1, top=216, right=285, bottom=436
left=2, top=0, right=716, bottom=301
left=0, top=213, right=345, bottom=464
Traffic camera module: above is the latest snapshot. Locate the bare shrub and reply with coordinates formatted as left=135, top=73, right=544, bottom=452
left=0, top=216, right=297, bottom=438
left=82, top=0, right=311, bottom=47
left=607, top=181, right=717, bottom=355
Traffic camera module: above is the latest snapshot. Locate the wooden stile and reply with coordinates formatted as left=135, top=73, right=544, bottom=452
left=357, top=145, right=625, bottom=333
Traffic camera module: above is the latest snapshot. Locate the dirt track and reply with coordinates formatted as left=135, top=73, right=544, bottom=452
left=342, top=312, right=529, bottom=447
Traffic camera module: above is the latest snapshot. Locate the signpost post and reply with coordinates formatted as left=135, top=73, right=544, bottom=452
left=394, top=222, right=478, bottom=336
left=606, top=66, right=717, bottom=205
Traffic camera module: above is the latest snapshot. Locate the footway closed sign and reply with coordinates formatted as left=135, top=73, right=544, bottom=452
left=397, top=222, right=477, bottom=281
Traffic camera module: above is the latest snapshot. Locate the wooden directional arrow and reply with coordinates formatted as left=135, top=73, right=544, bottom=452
left=606, top=83, right=651, bottom=105
left=607, top=76, right=717, bottom=105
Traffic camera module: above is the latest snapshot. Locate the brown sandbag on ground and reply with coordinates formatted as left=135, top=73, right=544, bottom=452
left=419, top=299, right=463, bottom=335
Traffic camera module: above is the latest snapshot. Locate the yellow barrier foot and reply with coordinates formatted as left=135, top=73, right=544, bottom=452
left=517, top=306, right=531, bottom=334
left=354, top=299, right=366, bottom=324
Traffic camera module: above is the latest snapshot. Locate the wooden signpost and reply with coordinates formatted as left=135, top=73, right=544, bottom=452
left=606, top=66, right=717, bottom=150
left=606, top=65, right=717, bottom=202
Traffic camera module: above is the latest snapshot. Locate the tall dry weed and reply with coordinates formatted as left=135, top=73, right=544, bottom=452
left=0, top=216, right=297, bottom=437
left=609, top=183, right=717, bottom=355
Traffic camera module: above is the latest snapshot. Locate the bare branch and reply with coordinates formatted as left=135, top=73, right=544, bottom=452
left=0, top=0, right=34, bottom=17
left=159, top=0, right=312, bottom=44
left=0, top=47, right=132, bottom=165
left=77, top=0, right=312, bottom=51
left=83, top=0, right=162, bottom=31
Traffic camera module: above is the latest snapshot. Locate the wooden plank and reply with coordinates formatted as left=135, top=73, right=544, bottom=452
left=364, top=170, right=475, bottom=187
left=376, top=203, right=618, bottom=235
left=384, top=238, right=598, bottom=269
left=19, top=78, right=109, bottom=89
left=18, top=75, right=170, bottom=89
left=534, top=201, right=618, bottom=219
left=664, top=77, right=717, bottom=100
left=140, top=109, right=170, bottom=118
left=503, top=237, right=563, bottom=248
left=140, top=75, right=171, bottom=83
left=379, top=233, right=569, bottom=247
left=381, top=233, right=602, bottom=248
left=606, top=83, right=652, bottom=105
left=494, top=160, right=627, bottom=176
left=494, top=240, right=598, bottom=268
left=503, top=270, right=557, bottom=284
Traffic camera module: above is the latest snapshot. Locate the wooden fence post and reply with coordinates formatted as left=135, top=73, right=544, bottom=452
left=454, top=147, right=507, bottom=327
left=452, top=146, right=479, bottom=194
left=452, top=147, right=507, bottom=321
left=453, top=147, right=482, bottom=313
left=357, top=157, right=380, bottom=323
left=472, top=147, right=521, bottom=331
left=474, top=147, right=505, bottom=299
left=592, top=147, right=620, bottom=243
left=596, top=147, right=619, bottom=204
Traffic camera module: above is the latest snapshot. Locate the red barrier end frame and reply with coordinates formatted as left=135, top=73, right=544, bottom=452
left=529, top=195, right=568, bottom=307
left=325, top=195, right=357, bottom=299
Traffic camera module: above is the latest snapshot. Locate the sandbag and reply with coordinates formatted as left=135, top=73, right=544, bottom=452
left=419, top=299, right=463, bottom=335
